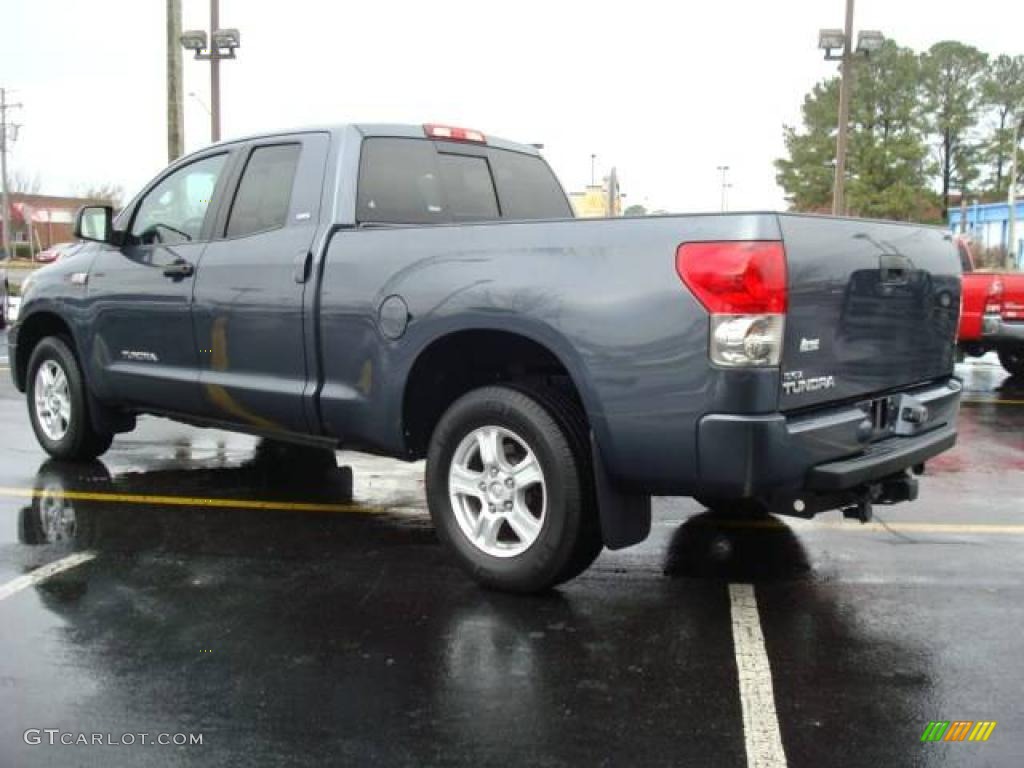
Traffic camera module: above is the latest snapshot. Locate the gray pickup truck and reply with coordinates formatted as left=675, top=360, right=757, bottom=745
left=8, top=123, right=961, bottom=592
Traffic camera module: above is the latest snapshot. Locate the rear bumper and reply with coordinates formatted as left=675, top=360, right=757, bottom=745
left=805, top=424, right=955, bottom=490
left=696, top=378, right=960, bottom=499
left=981, top=315, right=1024, bottom=343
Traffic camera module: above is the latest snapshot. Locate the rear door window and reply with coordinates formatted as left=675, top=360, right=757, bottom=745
left=226, top=143, right=301, bottom=238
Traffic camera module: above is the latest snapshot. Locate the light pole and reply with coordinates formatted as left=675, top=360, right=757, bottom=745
left=818, top=2, right=883, bottom=216
left=716, top=165, right=731, bottom=212
left=180, top=0, right=240, bottom=144
left=590, top=154, right=597, bottom=186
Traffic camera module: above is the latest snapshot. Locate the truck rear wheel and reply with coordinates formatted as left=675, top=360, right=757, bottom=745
left=425, top=385, right=601, bottom=593
left=998, top=346, right=1024, bottom=377
left=26, top=336, right=113, bottom=461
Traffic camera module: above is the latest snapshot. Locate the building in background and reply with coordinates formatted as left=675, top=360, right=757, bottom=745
left=948, top=199, right=1024, bottom=269
left=569, top=168, right=622, bottom=218
left=0, top=193, right=101, bottom=254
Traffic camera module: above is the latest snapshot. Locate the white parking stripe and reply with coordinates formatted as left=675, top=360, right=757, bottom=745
left=0, top=552, right=96, bottom=602
left=729, top=583, right=787, bottom=768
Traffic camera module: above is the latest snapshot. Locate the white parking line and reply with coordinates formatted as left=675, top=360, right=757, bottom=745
left=0, top=552, right=96, bottom=602
left=729, top=583, right=787, bottom=768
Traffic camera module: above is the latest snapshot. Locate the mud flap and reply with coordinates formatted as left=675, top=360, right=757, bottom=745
left=590, top=433, right=651, bottom=549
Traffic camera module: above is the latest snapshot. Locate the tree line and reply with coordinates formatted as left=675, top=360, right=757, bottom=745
left=776, top=41, right=1023, bottom=223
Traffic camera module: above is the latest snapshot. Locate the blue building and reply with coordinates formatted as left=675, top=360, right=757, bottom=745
left=948, top=199, right=1024, bottom=268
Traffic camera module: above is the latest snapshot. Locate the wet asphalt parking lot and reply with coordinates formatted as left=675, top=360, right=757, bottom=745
left=1, top=328, right=1023, bottom=767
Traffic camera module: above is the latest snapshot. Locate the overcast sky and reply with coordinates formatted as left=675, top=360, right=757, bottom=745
left=3, top=0, right=1020, bottom=213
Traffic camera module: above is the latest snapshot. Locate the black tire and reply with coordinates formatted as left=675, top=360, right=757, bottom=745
left=425, top=385, right=602, bottom=593
left=999, top=346, right=1024, bottom=377
left=26, top=336, right=113, bottom=460
left=0, top=279, right=7, bottom=330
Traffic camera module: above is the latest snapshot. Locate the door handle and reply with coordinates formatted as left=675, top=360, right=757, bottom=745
left=163, top=260, right=195, bottom=279
left=293, top=251, right=312, bottom=284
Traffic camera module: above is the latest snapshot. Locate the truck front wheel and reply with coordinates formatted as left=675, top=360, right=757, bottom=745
left=425, top=385, right=602, bottom=593
left=26, top=336, right=113, bottom=460
left=998, top=346, right=1024, bottom=377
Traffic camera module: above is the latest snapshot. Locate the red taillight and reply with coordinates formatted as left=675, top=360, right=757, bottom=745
left=423, top=124, right=487, bottom=143
left=675, top=241, right=787, bottom=314
left=985, top=278, right=1004, bottom=314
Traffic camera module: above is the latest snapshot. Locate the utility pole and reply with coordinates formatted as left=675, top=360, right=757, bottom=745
left=717, top=165, right=731, bottom=212
left=1009, top=117, right=1019, bottom=269
left=1, top=88, right=23, bottom=259
left=605, top=167, right=619, bottom=217
left=832, top=0, right=855, bottom=217
left=166, top=0, right=184, bottom=161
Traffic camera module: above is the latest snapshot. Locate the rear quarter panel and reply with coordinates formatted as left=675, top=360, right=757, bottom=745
left=317, top=214, right=780, bottom=493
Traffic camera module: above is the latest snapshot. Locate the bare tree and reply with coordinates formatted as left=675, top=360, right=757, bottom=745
left=76, top=183, right=125, bottom=208
left=10, top=171, right=42, bottom=194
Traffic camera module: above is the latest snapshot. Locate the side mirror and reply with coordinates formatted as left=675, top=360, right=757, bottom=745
left=74, top=205, right=116, bottom=244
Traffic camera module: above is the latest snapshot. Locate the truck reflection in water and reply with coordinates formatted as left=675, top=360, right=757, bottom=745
left=16, top=440, right=359, bottom=560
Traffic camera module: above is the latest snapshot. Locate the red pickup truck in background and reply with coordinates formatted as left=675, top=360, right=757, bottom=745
left=958, top=237, right=1024, bottom=376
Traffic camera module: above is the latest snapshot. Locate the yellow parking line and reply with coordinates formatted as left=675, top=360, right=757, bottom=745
left=961, top=398, right=1024, bottom=405
left=818, top=521, right=1024, bottom=535
left=0, top=486, right=380, bottom=515
left=694, top=517, right=1024, bottom=535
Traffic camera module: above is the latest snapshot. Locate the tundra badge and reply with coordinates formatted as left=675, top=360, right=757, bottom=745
left=782, top=370, right=835, bottom=395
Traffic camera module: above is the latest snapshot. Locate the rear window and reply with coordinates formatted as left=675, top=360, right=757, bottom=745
left=437, top=153, right=499, bottom=221
left=357, top=139, right=445, bottom=225
left=489, top=149, right=572, bottom=219
left=357, top=137, right=570, bottom=225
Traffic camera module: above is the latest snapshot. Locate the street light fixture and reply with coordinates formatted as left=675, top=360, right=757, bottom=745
left=817, top=29, right=845, bottom=56
left=856, top=30, right=884, bottom=55
left=817, top=0, right=883, bottom=216
left=179, top=30, right=208, bottom=52
left=179, top=0, right=239, bottom=143
left=210, top=28, right=241, bottom=52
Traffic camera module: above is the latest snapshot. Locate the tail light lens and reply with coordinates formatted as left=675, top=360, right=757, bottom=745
left=985, top=278, right=1004, bottom=315
left=676, top=241, right=787, bottom=367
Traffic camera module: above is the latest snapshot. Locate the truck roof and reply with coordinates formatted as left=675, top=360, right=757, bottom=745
left=200, top=123, right=542, bottom=157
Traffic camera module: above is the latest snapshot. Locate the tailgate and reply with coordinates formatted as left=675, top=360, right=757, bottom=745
left=777, top=215, right=959, bottom=411
left=999, top=274, right=1024, bottom=321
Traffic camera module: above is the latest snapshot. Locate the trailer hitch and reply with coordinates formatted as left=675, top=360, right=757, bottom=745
left=841, top=470, right=919, bottom=523
left=767, top=469, right=920, bottom=523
